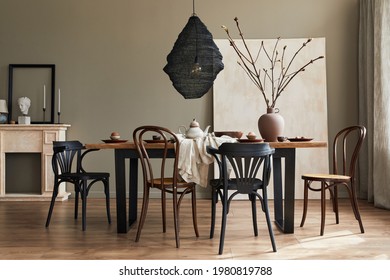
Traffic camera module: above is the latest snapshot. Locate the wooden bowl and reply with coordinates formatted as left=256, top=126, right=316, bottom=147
left=214, top=131, right=243, bottom=139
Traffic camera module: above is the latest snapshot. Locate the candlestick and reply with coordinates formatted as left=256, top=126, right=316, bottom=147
left=43, top=85, right=46, bottom=110
left=58, top=88, right=61, bottom=113
left=43, top=108, right=46, bottom=122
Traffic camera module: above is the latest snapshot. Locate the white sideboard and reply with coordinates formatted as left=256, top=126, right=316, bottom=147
left=0, top=124, right=71, bottom=201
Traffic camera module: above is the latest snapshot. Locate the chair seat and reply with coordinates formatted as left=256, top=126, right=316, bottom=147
left=302, top=173, right=350, bottom=182
left=227, top=178, right=264, bottom=191
left=149, top=178, right=195, bottom=188
left=59, top=172, right=110, bottom=181
left=211, top=178, right=263, bottom=189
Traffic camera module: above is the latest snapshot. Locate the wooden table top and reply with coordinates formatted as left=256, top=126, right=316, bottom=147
left=85, top=140, right=327, bottom=150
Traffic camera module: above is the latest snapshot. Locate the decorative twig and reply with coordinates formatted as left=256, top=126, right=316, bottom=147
left=221, top=17, right=324, bottom=109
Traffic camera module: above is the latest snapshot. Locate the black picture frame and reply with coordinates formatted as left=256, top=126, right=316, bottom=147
left=8, top=64, right=55, bottom=124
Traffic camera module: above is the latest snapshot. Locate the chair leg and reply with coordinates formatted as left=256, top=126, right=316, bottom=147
left=74, top=187, right=79, bottom=220
left=104, top=179, right=111, bottom=224
left=135, top=186, right=150, bottom=242
left=172, top=189, right=180, bottom=248
left=161, top=190, right=167, bottom=233
left=332, top=185, right=339, bottom=224
left=300, top=179, right=309, bottom=227
left=262, top=192, right=277, bottom=252
left=191, top=188, right=199, bottom=237
left=81, top=180, right=87, bottom=231
left=320, top=181, right=326, bottom=236
left=218, top=195, right=228, bottom=255
left=250, top=193, right=258, bottom=236
left=45, top=183, right=60, bottom=227
left=210, top=188, right=217, bottom=239
left=349, top=182, right=365, bottom=233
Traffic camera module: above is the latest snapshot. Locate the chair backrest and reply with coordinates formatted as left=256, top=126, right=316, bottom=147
left=332, top=125, right=366, bottom=177
left=207, top=145, right=224, bottom=188
left=217, top=142, right=275, bottom=194
left=52, top=141, right=84, bottom=175
left=133, top=126, right=180, bottom=187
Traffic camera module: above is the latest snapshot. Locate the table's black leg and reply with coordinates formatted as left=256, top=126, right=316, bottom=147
left=113, top=147, right=171, bottom=234
left=283, top=149, right=296, bottom=233
left=128, top=158, right=138, bottom=227
left=115, top=150, right=128, bottom=233
left=273, top=148, right=296, bottom=234
left=273, top=155, right=284, bottom=230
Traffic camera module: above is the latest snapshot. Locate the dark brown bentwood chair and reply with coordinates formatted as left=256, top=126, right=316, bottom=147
left=133, top=126, right=199, bottom=248
left=45, top=141, right=111, bottom=231
left=207, top=142, right=276, bottom=254
left=300, top=125, right=366, bottom=235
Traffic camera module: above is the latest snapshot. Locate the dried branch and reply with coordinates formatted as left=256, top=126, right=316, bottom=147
left=221, top=18, right=324, bottom=109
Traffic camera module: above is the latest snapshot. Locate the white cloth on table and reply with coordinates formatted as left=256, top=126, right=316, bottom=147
left=176, top=133, right=236, bottom=188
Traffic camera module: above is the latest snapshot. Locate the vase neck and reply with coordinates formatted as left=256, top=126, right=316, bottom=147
left=267, top=107, right=280, bottom=113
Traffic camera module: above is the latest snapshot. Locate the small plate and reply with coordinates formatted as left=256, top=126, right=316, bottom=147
left=102, top=139, right=128, bottom=143
left=287, top=137, right=314, bottom=142
left=238, top=139, right=264, bottom=143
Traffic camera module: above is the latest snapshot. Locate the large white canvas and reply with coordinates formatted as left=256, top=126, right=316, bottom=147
left=213, top=38, right=328, bottom=199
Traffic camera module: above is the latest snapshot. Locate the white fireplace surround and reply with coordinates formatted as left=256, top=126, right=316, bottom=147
left=0, top=124, right=70, bottom=201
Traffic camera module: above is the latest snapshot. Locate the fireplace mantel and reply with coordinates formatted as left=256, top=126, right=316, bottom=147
left=0, top=124, right=71, bottom=201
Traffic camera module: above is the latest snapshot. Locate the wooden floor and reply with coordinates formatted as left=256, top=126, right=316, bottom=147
left=0, top=198, right=389, bottom=260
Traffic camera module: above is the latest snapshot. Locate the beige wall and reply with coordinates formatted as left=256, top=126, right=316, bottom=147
left=0, top=0, right=359, bottom=197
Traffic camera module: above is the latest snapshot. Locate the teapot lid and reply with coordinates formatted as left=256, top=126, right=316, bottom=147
left=190, top=118, right=199, bottom=128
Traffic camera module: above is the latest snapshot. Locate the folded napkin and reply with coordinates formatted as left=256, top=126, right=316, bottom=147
left=176, top=133, right=236, bottom=187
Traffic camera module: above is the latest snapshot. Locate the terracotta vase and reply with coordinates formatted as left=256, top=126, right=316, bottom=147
left=258, top=107, right=285, bottom=142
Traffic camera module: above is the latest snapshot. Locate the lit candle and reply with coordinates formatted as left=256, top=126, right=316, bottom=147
left=43, top=85, right=46, bottom=109
left=58, top=88, right=61, bottom=113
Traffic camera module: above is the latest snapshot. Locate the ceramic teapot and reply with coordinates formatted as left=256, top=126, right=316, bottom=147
left=179, top=119, right=210, bottom=139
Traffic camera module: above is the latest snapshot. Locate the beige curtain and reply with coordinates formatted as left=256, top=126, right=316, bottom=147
left=359, top=0, right=390, bottom=209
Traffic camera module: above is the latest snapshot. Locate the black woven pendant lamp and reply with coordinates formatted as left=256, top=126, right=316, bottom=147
left=163, top=0, right=224, bottom=99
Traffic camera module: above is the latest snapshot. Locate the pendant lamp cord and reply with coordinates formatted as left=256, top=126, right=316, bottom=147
left=192, top=0, right=196, bottom=16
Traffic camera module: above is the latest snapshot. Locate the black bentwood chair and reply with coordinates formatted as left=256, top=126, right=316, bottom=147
left=45, top=141, right=111, bottom=231
left=300, top=125, right=366, bottom=235
left=207, top=142, right=276, bottom=254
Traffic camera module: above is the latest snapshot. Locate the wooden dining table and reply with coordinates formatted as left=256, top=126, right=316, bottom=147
left=85, top=140, right=327, bottom=234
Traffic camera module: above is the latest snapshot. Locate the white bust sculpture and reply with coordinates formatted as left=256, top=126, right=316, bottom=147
left=18, top=97, right=31, bottom=116
left=17, top=97, right=31, bottom=124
